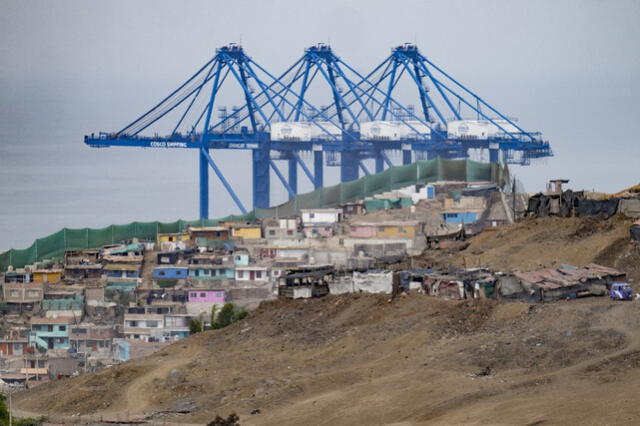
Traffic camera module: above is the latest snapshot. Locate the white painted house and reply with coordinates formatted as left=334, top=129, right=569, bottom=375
left=300, top=209, right=343, bottom=225
left=235, top=266, right=269, bottom=282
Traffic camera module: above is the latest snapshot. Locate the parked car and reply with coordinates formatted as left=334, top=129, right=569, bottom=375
left=610, top=282, right=632, bottom=300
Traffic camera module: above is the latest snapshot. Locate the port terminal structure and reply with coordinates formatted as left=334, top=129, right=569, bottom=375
left=84, top=43, right=552, bottom=219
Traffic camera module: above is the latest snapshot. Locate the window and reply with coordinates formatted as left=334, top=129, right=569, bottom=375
left=38, top=360, right=46, bottom=368
left=200, top=292, right=206, bottom=298
left=190, top=292, right=197, bottom=298
left=195, top=270, right=200, bottom=277
left=72, top=328, right=87, bottom=334
left=159, top=271, right=165, bottom=276
left=238, top=271, right=244, bottom=278
left=269, top=230, right=276, bottom=236
left=309, top=213, right=315, bottom=219
left=9, top=290, right=19, bottom=298
left=27, top=290, right=40, bottom=298
left=287, top=230, right=293, bottom=235
left=176, top=270, right=182, bottom=276
left=59, top=325, right=66, bottom=331
left=146, top=321, right=159, bottom=328
left=169, top=236, right=174, bottom=242
left=256, top=271, right=262, bottom=279
left=378, top=226, right=385, bottom=232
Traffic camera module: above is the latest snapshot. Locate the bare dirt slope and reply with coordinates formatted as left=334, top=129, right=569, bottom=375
left=13, top=216, right=640, bottom=425
left=417, top=215, right=640, bottom=282
left=13, top=293, right=640, bottom=425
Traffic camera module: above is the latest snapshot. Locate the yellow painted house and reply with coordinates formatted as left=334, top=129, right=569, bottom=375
left=32, top=270, right=62, bottom=284
left=376, top=221, right=420, bottom=239
left=232, top=226, right=262, bottom=239
left=157, top=232, right=190, bottom=245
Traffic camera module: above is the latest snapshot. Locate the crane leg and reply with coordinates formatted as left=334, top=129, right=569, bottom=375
left=288, top=157, right=297, bottom=199
left=375, top=152, right=384, bottom=173
left=313, top=150, right=323, bottom=189
left=253, top=147, right=270, bottom=208
left=403, top=149, right=412, bottom=165
left=341, top=151, right=360, bottom=182
left=199, top=148, right=209, bottom=219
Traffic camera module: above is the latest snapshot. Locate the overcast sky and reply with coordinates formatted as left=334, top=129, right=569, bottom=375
left=1, top=0, right=639, bottom=250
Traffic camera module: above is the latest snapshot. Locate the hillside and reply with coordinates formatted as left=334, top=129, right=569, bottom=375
left=12, top=215, right=640, bottom=425
left=417, top=215, right=640, bottom=282
left=13, top=293, right=640, bottom=425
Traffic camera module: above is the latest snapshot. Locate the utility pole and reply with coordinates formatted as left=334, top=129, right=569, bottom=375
left=512, top=177, right=517, bottom=221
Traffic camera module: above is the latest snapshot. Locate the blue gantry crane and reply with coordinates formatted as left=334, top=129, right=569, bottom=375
left=84, top=43, right=552, bottom=219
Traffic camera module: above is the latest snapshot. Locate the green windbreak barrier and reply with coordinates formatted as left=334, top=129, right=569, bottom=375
left=391, top=163, right=419, bottom=189
left=0, top=158, right=507, bottom=272
left=341, top=177, right=366, bottom=203
left=365, top=168, right=392, bottom=197
left=322, top=184, right=341, bottom=207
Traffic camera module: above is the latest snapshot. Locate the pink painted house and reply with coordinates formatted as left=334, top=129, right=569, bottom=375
left=349, top=225, right=377, bottom=238
left=187, top=290, right=227, bottom=303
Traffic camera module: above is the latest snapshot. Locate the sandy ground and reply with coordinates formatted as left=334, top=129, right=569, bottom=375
left=12, top=216, right=640, bottom=425
left=12, top=294, right=640, bottom=425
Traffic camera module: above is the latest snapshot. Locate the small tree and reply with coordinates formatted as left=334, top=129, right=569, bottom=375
left=215, top=303, right=235, bottom=329
left=189, top=318, right=203, bottom=335
left=233, top=307, right=248, bottom=322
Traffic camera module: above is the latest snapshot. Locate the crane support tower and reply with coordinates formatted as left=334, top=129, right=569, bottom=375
left=84, top=43, right=552, bottom=219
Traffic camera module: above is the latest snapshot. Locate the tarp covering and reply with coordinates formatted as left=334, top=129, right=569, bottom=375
left=0, top=158, right=506, bottom=272
left=577, top=198, right=619, bottom=218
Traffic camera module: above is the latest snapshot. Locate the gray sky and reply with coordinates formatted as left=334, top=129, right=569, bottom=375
left=1, top=0, right=639, bottom=250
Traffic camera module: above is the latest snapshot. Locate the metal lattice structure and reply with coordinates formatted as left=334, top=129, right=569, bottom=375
left=84, top=43, right=552, bottom=218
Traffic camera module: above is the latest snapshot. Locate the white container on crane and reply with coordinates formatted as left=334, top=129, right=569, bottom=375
left=271, top=121, right=343, bottom=141
left=270, top=122, right=312, bottom=141
left=309, top=121, right=342, bottom=140
left=447, top=119, right=520, bottom=140
left=360, top=121, right=431, bottom=141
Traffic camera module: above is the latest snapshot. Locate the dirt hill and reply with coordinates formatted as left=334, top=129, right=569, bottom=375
left=13, top=293, right=640, bottom=425
left=13, top=215, right=640, bottom=425
left=416, top=215, right=640, bottom=283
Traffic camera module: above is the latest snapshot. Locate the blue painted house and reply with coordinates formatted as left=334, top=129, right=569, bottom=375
left=29, top=317, right=71, bottom=350
left=443, top=212, right=479, bottom=224
left=233, top=250, right=250, bottom=266
left=188, top=265, right=234, bottom=280
left=152, top=267, right=188, bottom=280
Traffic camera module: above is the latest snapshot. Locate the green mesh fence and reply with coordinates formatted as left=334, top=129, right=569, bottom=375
left=0, top=158, right=506, bottom=272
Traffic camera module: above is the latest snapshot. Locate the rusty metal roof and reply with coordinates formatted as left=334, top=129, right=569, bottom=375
left=514, top=264, right=624, bottom=290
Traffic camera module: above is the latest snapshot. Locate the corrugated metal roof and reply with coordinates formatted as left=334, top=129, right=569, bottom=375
left=103, top=263, right=141, bottom=271
left=514, top=264, right=624, bottom=290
